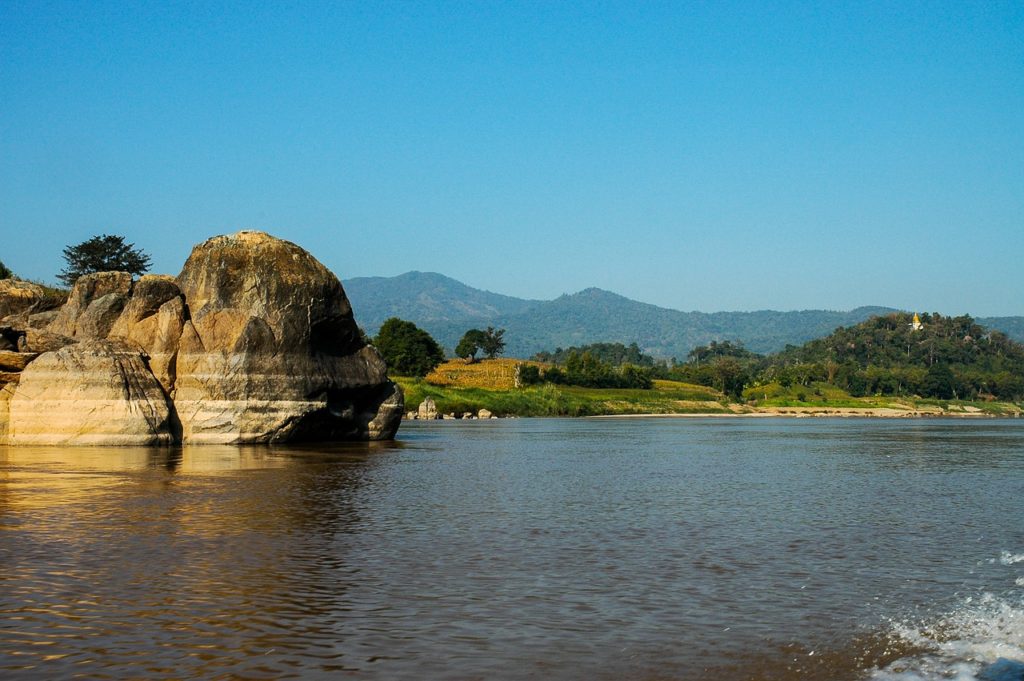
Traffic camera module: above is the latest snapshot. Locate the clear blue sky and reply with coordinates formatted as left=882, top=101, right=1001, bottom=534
left=2, top=1, right=1022, bottom=315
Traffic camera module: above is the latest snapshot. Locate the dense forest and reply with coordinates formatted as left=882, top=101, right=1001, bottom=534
left=756, top=312, right=1024, bottom=400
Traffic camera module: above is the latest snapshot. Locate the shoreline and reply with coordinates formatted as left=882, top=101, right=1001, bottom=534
left=395, top=370, right=1023, bottom=421
left=407, top=409, right=1021, bottom=421
left=588, top=407, right=1020, bottom=419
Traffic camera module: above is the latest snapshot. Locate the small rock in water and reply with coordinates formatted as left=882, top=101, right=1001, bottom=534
left=417, top=396, right=438, bottom=420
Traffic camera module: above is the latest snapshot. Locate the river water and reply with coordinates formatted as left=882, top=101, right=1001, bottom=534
left=1, top=418, right=1022, bottom=680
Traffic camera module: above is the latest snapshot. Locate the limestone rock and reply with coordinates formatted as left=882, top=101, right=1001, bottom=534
left=361, top=381, right=405, bottom=439
left=0, top=232, right=402, bottom=445
left=107, top=276, right=184, bottom=393
left=27, top=310, right=59, bottom=329
left=172, top=231, right=402, bottom=443
left=108, top=275, right=181, bottom=335
left=19, top=328, right=76, bottom=353
left=0, top=383, right=14, bottom=442
left=76, top=292, right=128, bottom=339
left=0, top=280, right=46, bottom=319
left=8, top=339, right=174, bottom=445
left=47, top=272, right=133, bottom=339
left=0, top=351, right=37, bottom=372
left=478, top=408, right=493, bottom=419
left=418, top=396, right=439, bottom=420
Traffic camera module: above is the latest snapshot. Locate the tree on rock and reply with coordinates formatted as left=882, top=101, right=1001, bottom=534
left=0, top=260, right=12, bottom=279
left=373, top=317, right=445, bottom=377
left=58, top=234, right=152, bottom=286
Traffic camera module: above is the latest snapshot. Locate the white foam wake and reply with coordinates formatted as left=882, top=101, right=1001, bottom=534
left=868, top=553, right=1024, bottom=681
left=999, top=552, right=1024, bottom=566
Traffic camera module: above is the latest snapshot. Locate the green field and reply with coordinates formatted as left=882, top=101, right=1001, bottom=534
left=742, top=380, right=1022, bottom=415
left=394, top=376, right=730, bottom=417
left=394, top=371, right=1022, bottom=418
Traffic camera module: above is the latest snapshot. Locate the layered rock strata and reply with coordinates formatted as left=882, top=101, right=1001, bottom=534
left=9, top=340, right=174, bottom=445
left=0, top=231, right=403, bottom=445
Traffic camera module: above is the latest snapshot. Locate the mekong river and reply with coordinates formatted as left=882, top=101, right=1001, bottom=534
left=1, top=418, right=1022, bottom=680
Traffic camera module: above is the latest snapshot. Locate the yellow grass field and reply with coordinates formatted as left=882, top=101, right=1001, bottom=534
left=394, top=360, right=730, bottom=417
left=424, top=358, right=548, bottom=390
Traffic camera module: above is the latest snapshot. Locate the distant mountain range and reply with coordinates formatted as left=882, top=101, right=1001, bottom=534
left=343, top=271, right=1024, bottom=360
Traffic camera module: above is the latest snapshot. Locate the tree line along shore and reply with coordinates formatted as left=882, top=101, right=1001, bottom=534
left=376, top=314, right=1024, bottom=419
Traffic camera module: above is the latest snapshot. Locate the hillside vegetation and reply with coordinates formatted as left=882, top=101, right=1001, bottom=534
left=344, top=271, right=1024, bottom=358
left=759, top=312, right=1024, bottom=401
left=389, top=314, right=1024, bottom=418
left=397, top=359, right=727, bottom=417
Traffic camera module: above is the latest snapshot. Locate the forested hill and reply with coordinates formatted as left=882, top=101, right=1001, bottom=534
left=343, top=272, right=1024, bottom=359
left=773, top=313, right=1024, bottom=366
left=342, top=271, right=540, bottom=324
left=494, top=289, right=897, bottom=360
left=762, top=312, right=1024, bottom=399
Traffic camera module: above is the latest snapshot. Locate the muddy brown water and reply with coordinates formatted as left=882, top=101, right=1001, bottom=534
left=1, top=418, right=1022, bottom=680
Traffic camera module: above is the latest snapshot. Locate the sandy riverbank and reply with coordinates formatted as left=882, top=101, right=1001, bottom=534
left=591, top=405, right=1020, bottom=418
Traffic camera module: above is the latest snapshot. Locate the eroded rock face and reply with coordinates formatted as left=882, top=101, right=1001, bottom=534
left=107, top=275, right=185, bottom=393
left=0, top=280, right=47, bottom=320
left=0, top=351, right=37, bottom=372
left=19, top=328, right=76, bottom=353
left=173, top=231, right=401, bottom=443
left=8, top=340, right=174, bottom=445
left=0, top=383, right=14, bottom=442
left=366, top=382, right=405, bottom=438
left=48, top=272, right=133, bottom=339
left=0, top=231, right=403, bottom=445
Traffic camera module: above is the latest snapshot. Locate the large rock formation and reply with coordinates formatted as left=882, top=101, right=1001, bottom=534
left=0, top=231, right=403, bottom=445
left=172, top=231, right=402, bottom=443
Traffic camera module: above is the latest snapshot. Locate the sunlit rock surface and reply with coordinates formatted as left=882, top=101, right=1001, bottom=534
left=8, top=339, right=174, bottom=446
left=0, top=231, right=403, bottom=445
left=107, top=274, right=184, bottom=393
left=173, top=231, right=402, bottom=443
left=47, top=271, right=134, bottom=339
left=0, top=279, right=47, bottom=320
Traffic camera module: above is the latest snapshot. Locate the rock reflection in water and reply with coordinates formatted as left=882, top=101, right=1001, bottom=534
left=0, top=442, right=401, bottom=679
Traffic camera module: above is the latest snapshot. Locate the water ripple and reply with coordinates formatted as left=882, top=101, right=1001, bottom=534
left=1, top=420, right=1023, bottom=679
